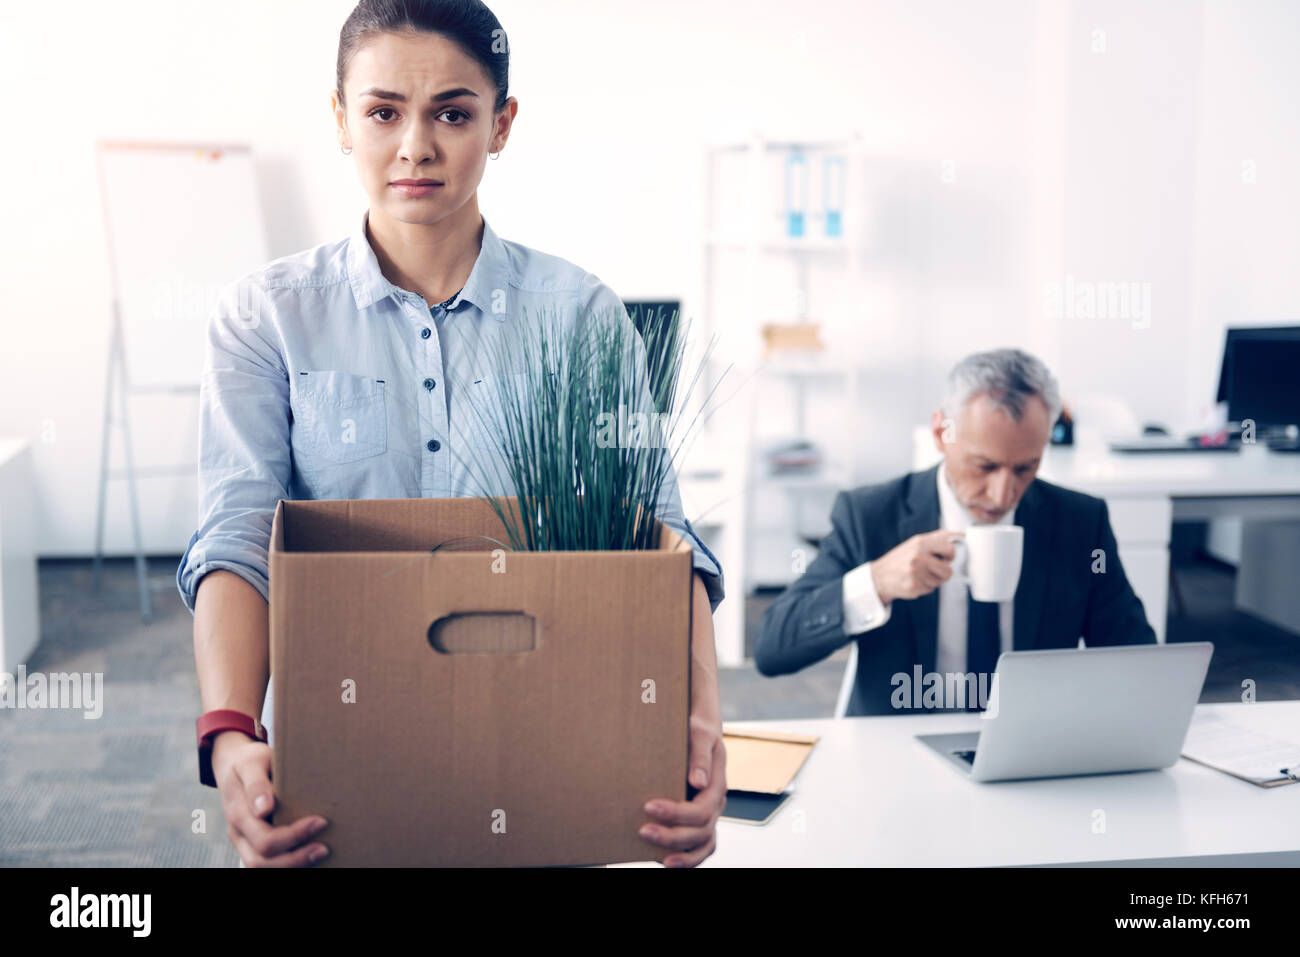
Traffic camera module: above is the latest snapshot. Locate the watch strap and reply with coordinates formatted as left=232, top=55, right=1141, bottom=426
left=197, top=709, right=267, bottom=787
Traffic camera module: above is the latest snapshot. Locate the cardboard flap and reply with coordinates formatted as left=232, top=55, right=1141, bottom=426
left=277, top=497, right=685, bottom=556
left=279, top=497, right=518, bottom=552
left=722, top=726, right=819, bottom=795
left=270, top=499, right=285, bottom=552
left=657, top=519, right=689, bottom=555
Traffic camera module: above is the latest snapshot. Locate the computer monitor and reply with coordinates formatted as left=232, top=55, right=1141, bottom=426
left=623, top=299, right=681, bottom=339
left=1226, top=337, right=1300, bottom=429
left=622, top=299, right=682, bottom=414
left=1216, top=325, right=1300, bottom=404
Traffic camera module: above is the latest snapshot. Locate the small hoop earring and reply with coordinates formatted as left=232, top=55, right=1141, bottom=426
left=340, top=146, right=352, bottom=155
left=489, top=150, right=500, bottom=161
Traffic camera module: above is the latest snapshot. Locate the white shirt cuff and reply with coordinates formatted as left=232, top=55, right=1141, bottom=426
left=842, top=561, right=893, bottom=635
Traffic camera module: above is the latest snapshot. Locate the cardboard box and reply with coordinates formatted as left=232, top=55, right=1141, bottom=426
left=267, top=497, right=693, bottom=867
left=761, top=321, right=824, bottom=356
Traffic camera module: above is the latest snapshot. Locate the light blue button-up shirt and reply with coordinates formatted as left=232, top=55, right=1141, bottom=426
left=176, top=208, right=724, bottom=631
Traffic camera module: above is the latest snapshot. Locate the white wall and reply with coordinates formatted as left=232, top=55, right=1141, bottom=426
left=1042, top=0, right=1300, bottom=436
left=1187, top=0, right=1300, bottom=415
left=1053, top=0, right=1203, bottom=432
left=0, top=0, right=364, bottom=556
left=0, top=0, right=1295, bottom=557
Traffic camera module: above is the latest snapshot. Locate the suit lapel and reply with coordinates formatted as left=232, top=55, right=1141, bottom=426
left=1013, top=480, right=1051, bottom=650
left=899, top=465, right=942, bottom=676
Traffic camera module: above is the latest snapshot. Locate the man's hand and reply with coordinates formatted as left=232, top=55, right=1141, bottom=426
left=870, top=529, right=962, bottom=604
left=639, top=712, right=726, bottom=867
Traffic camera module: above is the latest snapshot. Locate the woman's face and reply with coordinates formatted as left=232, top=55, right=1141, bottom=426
left=333, top=30, right=515, bottom=227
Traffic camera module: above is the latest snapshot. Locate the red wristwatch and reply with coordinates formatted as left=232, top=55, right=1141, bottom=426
left=197, top=709, right=267, bottom=787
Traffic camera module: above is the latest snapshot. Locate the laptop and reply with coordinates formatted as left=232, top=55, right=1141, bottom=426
left=917, top=642, right=1213, bottom=782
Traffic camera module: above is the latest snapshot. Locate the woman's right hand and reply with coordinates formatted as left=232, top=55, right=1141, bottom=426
left=211, top=730, right=331, bottom=867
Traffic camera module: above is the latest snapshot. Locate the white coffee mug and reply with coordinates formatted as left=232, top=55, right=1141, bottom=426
left=949, top=525, right=1024, bottom=602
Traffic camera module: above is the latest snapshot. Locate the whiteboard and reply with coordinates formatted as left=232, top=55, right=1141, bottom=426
left=96, top=141, right=270, bottom=389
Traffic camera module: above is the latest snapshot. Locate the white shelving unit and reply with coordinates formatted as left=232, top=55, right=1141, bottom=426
left=690, top=132, right=867, bottom=665
left=0, top=440, right=39, bottom=678
left=745, top=358, right=861, bottom=587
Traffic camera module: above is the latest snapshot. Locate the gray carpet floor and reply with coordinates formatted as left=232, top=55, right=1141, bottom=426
left=0, top=555, right=1295, bottom=866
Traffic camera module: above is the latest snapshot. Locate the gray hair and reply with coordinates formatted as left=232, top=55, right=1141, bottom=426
left=942, top=349, right=1062, bottom=424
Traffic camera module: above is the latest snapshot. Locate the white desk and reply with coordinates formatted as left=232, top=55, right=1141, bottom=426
left=704, top=702, right=1300, bottom=867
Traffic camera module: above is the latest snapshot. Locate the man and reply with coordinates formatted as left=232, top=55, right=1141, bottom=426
left=755, top=348, right=1156, bottom=716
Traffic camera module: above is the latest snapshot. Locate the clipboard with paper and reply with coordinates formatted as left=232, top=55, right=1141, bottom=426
left=1180, top=710, right=1300, bottom=788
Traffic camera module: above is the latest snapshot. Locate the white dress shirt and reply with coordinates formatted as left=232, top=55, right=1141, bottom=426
left=841, top=461, right=1015, bottom=673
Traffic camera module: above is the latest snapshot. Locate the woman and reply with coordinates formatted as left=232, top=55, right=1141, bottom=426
left=177, top=0, right=726, bottom=867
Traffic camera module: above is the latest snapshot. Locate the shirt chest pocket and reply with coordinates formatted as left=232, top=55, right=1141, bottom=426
left=290, top=370, right=388, bottom=469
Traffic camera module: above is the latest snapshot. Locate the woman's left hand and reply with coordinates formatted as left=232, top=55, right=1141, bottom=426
left=640, top=712, right=727, bottom=867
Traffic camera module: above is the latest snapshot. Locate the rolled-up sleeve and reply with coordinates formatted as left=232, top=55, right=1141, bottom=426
left=579, top=279, right=726, bottom=613
left=656, top=478, right=726, bottom=614
left=175, top=278, right=291, bottom=614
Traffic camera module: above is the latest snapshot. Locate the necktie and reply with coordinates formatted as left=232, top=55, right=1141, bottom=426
left=966, top=589, right=1000, bottom=712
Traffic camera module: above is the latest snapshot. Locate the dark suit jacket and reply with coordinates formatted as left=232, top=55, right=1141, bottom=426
left=754, top=463, right=1157, bottom=715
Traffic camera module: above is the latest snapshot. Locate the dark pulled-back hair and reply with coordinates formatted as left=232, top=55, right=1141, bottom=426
left=336, top=0, right=510, bottom=112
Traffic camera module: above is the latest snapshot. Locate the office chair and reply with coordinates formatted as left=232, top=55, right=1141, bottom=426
left=834, top=642, right=857, bottom=719
left=798, top=530, right=859, bottom=719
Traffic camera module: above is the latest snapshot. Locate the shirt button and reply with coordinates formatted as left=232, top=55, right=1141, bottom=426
left=423, top=378, right=436, bottom=390
left=427, top=439, right=441, bottom=452
left=420, top=328, right=432, bottom=339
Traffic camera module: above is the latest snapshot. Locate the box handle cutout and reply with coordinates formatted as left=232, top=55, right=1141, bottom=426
left=428, top=611, right=538, bottom=654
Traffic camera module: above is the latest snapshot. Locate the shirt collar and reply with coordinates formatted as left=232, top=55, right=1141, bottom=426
left=937, top=458, right=1017, bottom=531
left=346, top=207, right=516, bottom=319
